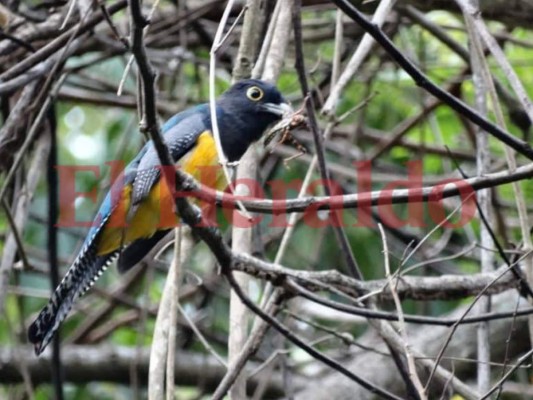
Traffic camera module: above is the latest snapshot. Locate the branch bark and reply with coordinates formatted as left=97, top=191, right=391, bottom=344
left=294, top=290, right=529, bottom=399
left=0, top=345, right=295, bottom=396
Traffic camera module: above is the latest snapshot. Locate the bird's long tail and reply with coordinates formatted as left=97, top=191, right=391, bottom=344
left=28, top=241, right=118, bottom=355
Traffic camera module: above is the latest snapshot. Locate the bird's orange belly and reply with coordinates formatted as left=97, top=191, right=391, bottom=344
left=96, top=131, right=225, bottom=255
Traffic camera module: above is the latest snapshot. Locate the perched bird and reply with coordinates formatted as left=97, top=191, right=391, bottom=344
left=28, top=79, right=291, bottom=355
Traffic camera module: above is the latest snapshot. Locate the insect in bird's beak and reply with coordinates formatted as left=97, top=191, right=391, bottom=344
left=260, top=102, right=293, bottom=117
left=263, top=105, right=308, bottom=168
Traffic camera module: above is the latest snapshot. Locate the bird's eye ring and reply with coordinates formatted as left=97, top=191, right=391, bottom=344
left=246, top=86, right=264, bottom=101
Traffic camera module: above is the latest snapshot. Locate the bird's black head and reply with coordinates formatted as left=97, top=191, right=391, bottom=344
left=215, top=79, right=291, bottom=161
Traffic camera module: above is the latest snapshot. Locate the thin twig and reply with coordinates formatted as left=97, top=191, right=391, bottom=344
left=330, top=0, right=533, bottom=161
left=177, top=303, right=227, bottom=367
left=46, top=100, right=63, bottom=400
left=378, top=223, right=427, bottom=399
left=292, top=0, right=361, bottom=279
left=0, top=75, right=67, bottom=312
left=165, top=226, right=182, bottom=399
left=212, top=289, right=283, bottom=400
left=1, top=199, right=31, bottom=271
left=322, top=0, right=395, bottom=115
left=207, top=0, right=252, bottom=219
left=228, top=0, right=266, bottom=397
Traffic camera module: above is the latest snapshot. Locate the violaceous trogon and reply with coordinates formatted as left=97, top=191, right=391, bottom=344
left=28, top=79, right=291, bottom=355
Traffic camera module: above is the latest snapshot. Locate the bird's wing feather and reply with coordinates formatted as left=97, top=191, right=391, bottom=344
left=117, top=229, right=171, bottom=273
left=131, top=105, right=210, bottom=206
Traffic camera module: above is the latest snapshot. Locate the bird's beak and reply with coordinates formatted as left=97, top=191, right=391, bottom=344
left=260, top=102, right=293, bottom=117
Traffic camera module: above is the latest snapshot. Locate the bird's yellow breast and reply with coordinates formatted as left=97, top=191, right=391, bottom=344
left=96, top=131, right=225, bottom=255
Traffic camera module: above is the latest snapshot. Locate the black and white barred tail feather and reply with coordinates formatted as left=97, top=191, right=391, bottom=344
left=28, top=240, right=118, bottom=355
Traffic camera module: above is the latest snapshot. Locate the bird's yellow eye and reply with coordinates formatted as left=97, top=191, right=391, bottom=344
left=246, top=86, right=264, bottom=101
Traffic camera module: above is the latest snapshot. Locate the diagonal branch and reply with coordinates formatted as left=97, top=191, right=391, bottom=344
left=292, top=0, right=361, bottom=279
left=330, top=0, right=533, bottom=161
